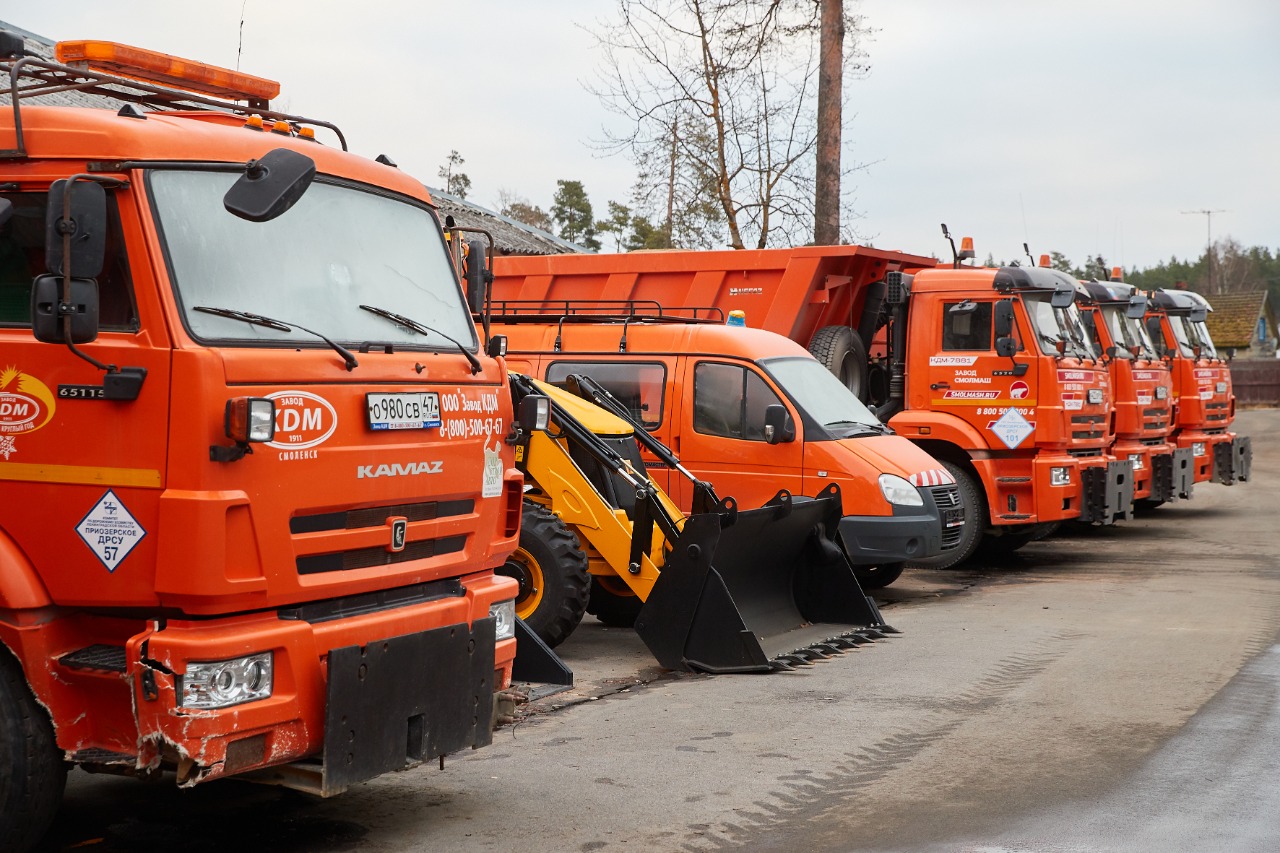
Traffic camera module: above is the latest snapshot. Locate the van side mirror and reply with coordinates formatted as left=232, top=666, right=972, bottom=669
left=223, top=148, right=316, bottom=222
left=763, top=404, right=795, bottom=444
left=31, top=273, right=99, bottom=343
left=46, top=179, right=106, bottom=278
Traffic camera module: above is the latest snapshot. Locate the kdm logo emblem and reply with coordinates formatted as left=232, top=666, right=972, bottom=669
left=0, top=366, right=56, bottom=459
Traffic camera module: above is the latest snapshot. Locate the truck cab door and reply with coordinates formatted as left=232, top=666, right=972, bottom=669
left=924, top=298, right=1036, bottom=448
left=675, top=360, right=803, bottom=510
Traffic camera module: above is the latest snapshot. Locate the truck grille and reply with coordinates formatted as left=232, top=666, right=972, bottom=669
left=290, top=499, right=474, bottom=534
left=296, top=535, right=467, bottom=575
left=1205, top=401, right=1230, bottom=424
left=1071, top=414, right=1106, bottom=441
left=929, top=484, right=964, bottom=550
left=1141, top=407, right=1169, bottom=431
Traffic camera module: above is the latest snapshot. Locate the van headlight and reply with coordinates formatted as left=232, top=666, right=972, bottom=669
left=878, top=474, right=924, bottom=507
left=180, top=652, right=273, bottom=709
left=491, top=600, right=516, bottom=641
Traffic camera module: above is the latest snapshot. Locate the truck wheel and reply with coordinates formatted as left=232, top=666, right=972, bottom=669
left=809, top=326, right=870, bottom=401
left=977, top=529, right=1038, bottom=555
left=586, top=576, right=643, bottom=628
left=853, top=563, right=904, bottom=589
left=907, top=461, right=984, bottom=570
left=0, top=651, right=66, bottom=853
left=497, top=504, right=589, bottom=648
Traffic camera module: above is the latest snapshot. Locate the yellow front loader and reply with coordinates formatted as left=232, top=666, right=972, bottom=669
left=503, top=374, right=894, bottom=674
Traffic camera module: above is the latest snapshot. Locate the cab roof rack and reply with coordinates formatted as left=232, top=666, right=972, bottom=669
left=484, top=299, right=724, bottom=325
left=1, top=31, right=347, bottom=158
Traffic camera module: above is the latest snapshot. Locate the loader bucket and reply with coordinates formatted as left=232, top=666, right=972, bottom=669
left=634, top=485, right=894, bottom=674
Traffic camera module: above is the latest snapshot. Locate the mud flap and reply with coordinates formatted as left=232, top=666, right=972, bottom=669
left=1151, top=448, right=1195, bottom=502
left=512, top=617, right=574, bottom=697
left=321, top=619, right=496, bottom=796
left=1216, top=436, right=1252, bottom=485
left=634, top=485, right=892, bottom=674
left=1080, top=461, right=1133, bottom=524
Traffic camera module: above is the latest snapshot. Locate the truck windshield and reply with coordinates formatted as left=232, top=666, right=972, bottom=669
left=1167, top=315, right=1215, bottom=358
left=148, top=170, right=477, bottom=350
left=1101, top=304, right=1159, bottom=360
left=1188, top=319, right=1219, bottom=359
left=760, top=356, right=888, bottom=437
left=1022, top=293, right=1096, bottom=359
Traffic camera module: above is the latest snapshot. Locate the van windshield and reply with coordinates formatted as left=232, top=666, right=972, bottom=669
left=148, top=170, right=477, bottom=350
left=760, top=356, right=888, bottom=437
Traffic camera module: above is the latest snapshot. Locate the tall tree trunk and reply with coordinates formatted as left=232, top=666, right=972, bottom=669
left=666, top=114, right=678, bottom=248
left=814, top=0, right=844, bottom=245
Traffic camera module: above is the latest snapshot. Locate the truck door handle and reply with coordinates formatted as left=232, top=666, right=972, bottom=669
left=930, top=382, right=950, bottom=390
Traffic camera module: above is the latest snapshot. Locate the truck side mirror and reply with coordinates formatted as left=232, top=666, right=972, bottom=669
left=465, top=237, right=491, bottom=314
left=994, top=299, right=1015, bottom=338
left=46, top=179, right=107, bottom=278
left=1126, top=295, right=1147, bottom=320
left=1051, top=287, right=1075, bottom=309
left=1189, top=308, right=1208, bottom=323
left=995, top=336, right=1018, bottom=357
left=763, top=404, right=794, bottom=445
left=223, top=148, right=316, bottom=222
left=518, top=394, right=550, bottom=433
left=31, top=273, right=99, bottom=343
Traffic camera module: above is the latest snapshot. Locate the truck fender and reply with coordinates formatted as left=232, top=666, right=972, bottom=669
left=0, top=528, right=52, bottom=611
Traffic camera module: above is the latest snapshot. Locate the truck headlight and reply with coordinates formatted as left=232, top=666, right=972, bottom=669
left=180, top=652, right=273, bottom=709
left=1192, top=441, right=1207, bottom=457
left=1216, top=381, right=1227, bottom=394
left=491, top=600, right=516, bottom=641
left=1128, top=453, right=1144, bottom=470
left=1050, top=466, right=1071, bottom=486
left=1155, top=385, right=1168, bottom=400
left=878, top=474, right=924, bottom=507
left=1087, top=388, right=1104, bottom=405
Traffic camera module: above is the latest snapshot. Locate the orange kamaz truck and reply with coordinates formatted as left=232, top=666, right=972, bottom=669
left=1075, top=276, right=1194, bottom=506
left=1145, top=288, right=1251, bottom=485
left=0, top=35, right=531, bottom=850
left=491, top=241, right=1133, bottom=567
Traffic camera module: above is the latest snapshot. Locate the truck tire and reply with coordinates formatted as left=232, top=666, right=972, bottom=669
left=906, top=461, right=984, bottom=570
left=586, top=576, right=643, bottom=628
left=809, top=326, right=870, bottom=401
left=853, top=562, right=904, bottom=589
left=498, top=504, right=589, bottom=648
left=0, top=651, right=66, bottom=853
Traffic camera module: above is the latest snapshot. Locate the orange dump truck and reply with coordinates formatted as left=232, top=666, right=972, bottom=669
left=1146, top=288, right=1251, bottom=485
left=1076, top=278, right=1194, bottom=505
left=492, top=245, right=1133, bottom=567
left=0, top=36, right=530, bottom=850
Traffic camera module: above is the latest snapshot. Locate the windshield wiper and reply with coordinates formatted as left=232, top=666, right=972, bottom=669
left=194, top=306, right=358, bottom=371
left=824, top=419, right=892, bottom=436
left=360, top=304, right=481, bottom=374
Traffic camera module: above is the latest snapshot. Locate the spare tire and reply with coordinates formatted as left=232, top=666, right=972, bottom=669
left=809, top=325, right=870, bottom=401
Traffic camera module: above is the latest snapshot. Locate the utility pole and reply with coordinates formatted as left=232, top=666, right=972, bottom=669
left=1182, top=208, right=1226, bottom=293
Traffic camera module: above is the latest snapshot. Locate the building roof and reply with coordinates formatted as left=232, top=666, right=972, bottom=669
left=426, top=188, right=589, bottom=257
left=1204, top=290, right=1270, bottom=348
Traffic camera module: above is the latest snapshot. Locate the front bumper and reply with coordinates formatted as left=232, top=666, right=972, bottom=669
left=1078, top=459, right=1134, bottom=525
left=132, top=576, right=515, bottom=793
left=1149, top=447, right=1195, bottom=502
left=838, top=483, right=962, bottom=564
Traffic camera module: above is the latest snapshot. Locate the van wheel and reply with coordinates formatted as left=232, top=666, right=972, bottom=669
left=497, top=504, right=589, bottom=648
left=907, top=461, right=984, bottom=570
left=809, top=326, right=870, bottom=401
left=586, top=576, right=643, bottom=628
left=853, top=563, right=904, bottom=589
left=0, top=650, right=66, bottom=853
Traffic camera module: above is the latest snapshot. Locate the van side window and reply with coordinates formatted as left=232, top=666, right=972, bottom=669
left=0, top=191, right=138, bottom=330
left=941, top=301, right=993, bottom=351
left=693, top=361, right=783, bottom=441
left=545, top=360, right=667, bottom=429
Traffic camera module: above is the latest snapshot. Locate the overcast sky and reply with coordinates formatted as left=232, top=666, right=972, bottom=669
left=12, top=1, right=1279, bottom=269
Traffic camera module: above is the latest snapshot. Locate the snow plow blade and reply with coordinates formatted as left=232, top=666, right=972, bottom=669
left=635, top=484, right=895, bottom=674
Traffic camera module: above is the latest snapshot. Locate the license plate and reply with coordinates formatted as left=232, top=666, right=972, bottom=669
left=943, top=507, right=965, bottom=528
left=367, top=392, right=441, bottom=430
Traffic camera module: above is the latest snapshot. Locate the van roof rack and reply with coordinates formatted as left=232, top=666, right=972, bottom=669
left=484, top=299, right=723, bottom=325
left=1, top=32, right=346, bottom=158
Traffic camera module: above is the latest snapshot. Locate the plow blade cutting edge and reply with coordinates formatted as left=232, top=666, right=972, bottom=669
left=635, top=485, right=896, bottom=674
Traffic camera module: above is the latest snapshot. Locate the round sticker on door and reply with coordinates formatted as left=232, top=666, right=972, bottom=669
left=1009, top=380, right=1030, bottom=399
left=0, top=365, right=56, bottom=435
